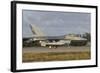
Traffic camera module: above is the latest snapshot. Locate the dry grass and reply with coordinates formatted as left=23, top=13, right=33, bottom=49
left=22, top=51, right=90, bottom=62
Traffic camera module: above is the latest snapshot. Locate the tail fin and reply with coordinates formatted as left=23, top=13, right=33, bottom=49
left=29, top=24, right=45, bottom=36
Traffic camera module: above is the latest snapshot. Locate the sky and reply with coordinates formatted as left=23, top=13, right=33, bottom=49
left=22, top=10, right=91, bottom=38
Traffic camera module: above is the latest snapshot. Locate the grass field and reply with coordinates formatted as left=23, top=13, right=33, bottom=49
left=22, top=51, right=90, bottom=62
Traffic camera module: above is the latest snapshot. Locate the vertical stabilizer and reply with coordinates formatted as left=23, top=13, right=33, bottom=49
left=29, top=24, right=45, bottom=36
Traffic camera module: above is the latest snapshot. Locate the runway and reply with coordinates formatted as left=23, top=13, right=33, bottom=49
left=23, top=46, right=90, bottom=53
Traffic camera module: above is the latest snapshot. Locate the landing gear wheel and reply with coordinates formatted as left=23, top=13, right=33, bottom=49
left=49, top=46, right=52, bottom=48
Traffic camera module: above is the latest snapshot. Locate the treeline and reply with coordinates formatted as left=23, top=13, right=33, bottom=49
left=82, top=33, right=91, bottom=42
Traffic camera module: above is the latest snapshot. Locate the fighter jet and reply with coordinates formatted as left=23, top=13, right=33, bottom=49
left=29, top=24, right=70, bottom=48
left=23, top=24, right=87, bottom=48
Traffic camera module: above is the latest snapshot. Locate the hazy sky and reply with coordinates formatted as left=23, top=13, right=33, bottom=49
left=22, top=10, right=91, bottom=38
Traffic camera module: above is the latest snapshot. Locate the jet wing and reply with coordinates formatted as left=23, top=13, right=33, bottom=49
left=46, top=42, right=65, bottom=46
